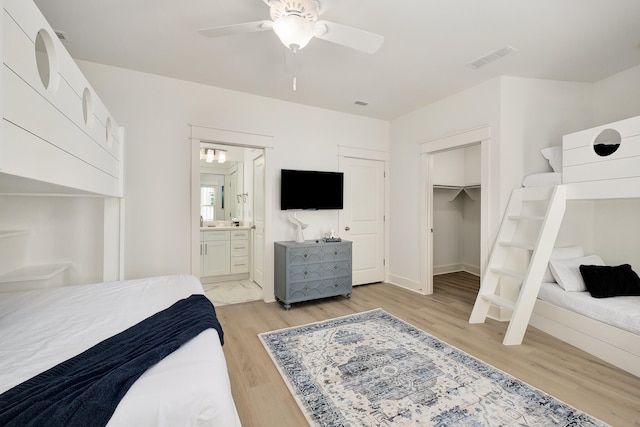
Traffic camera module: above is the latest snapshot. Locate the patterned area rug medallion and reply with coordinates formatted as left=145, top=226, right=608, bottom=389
left=259, top=309, right=607, bottom=426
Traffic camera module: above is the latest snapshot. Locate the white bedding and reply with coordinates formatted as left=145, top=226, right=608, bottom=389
left=537, top=282, right=640, bottom=335
left=521, top=172, right=562, bottom=187
left=0, top=275, right=241, bottom=426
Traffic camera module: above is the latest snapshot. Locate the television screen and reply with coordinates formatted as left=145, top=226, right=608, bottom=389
left=280, top=169, right=344, bottom=210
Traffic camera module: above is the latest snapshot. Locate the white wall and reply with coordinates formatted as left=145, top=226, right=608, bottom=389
left=593, top=64, right=640, bottom=125
left=499, top=77, right=593, bottom=188
left=593, top=199, right=640, bottom=271
left=388, top=76, right=600, bottom=292
left=0, top=196, right=104, bottom=284
left=389, top=78, right=501, bottom=291
left=75, top=61, right=389, bottom=281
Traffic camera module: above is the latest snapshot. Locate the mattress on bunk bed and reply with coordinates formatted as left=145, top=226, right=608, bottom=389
left=537, top=281, right=640, bottom=335
left=0, top=275, right=241, bottom=426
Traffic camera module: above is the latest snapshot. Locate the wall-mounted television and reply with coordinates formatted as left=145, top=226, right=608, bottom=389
left=280, top=169, right=344, bottom=210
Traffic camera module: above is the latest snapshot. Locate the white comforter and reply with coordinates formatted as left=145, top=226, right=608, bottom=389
left=0, top=275, right=241, bottom=426
left=537, top=281, right=640, bottom=335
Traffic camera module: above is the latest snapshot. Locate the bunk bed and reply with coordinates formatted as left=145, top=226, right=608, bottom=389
left=1, top=1, right=242, bottom=424
left=528, top=115, right=640, bottom=378
left=473, top=115, right=640, bottom=377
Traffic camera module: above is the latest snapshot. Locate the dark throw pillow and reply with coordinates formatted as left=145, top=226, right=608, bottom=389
left=579, top=264, right=640, bottom=298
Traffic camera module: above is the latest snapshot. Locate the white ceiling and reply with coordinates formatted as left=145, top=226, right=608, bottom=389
left=33, top=0, right=640, bottom=120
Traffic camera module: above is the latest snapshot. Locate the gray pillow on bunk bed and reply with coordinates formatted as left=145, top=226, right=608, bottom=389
left=579, top=264, right=640, bottom=298
left=549, top=254, right=604, bottom=292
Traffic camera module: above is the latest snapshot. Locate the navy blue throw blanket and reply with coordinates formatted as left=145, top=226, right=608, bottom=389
left=0, top=294, right=223, bottom=427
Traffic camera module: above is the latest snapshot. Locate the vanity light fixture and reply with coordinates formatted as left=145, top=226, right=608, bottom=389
left=217, top=150, right=226, bottom=163
left=200, top=148, right=227, bottom=163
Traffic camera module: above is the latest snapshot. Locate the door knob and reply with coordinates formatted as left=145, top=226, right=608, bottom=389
left=345, top=226, right=350, bottom=231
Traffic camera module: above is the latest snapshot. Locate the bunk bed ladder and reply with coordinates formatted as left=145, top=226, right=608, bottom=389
left=469, top=185, right=567, bottom=345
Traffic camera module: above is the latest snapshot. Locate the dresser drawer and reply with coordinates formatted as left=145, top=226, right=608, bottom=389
left=287, top=243, right=351, bottom=265
left=288, top=260, right=351, bottom=281
left=286, top=276, right=352, bottom=302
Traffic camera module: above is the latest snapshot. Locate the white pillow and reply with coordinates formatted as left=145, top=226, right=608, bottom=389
left=543, top=246, right=584, bottom=283
left=549, top=255, right=605, bottom=292
left=541, top=146, right=562, bottom=172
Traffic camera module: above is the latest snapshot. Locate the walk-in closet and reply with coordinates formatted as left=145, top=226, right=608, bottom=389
left=432, top=145, right=481, bottom=276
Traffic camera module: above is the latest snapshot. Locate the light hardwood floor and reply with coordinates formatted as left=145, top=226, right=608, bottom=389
left=215, top=272, right=640, bottom=426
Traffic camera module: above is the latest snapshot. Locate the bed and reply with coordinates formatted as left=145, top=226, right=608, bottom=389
left=0, top=274, right=241, bottom=425
left=516, top=116, right=640, bottom=377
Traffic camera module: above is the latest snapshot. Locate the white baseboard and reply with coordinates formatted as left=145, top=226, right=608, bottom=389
left=387, top=274, right=427, bottom=295
left=433, top=263, right=481, bottom=277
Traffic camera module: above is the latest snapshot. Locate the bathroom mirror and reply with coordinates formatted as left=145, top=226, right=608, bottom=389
left=199, top=143, right=245, bottom=223
left=593, top=128, right=621, bottom=157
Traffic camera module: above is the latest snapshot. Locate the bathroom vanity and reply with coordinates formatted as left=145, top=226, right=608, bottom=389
left=200, top=226, right=250, bottom=281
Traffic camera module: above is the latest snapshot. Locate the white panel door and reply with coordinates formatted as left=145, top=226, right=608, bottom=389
left=339, top=157, right=385, bottom=285
left=252, top=155, right=265, bottom=287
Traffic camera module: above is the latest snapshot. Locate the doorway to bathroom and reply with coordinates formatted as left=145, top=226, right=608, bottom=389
left=190, top=125, right=273, bottom=306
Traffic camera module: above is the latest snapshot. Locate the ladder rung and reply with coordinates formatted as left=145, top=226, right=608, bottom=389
left=507, top=215, right=544, bottom=221
left=499, top=241, right=535, bottom=251
left=481, top=294, right=515, bottom=310
left=490, top=267, right=525, bottom=281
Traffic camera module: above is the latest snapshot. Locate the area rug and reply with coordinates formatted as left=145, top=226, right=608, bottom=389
left=259, top=309, right=607, bottom=427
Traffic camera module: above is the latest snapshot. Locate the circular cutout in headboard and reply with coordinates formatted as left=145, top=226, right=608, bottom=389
left=593, top=128, right=621, bottom=157
left=82, top=88, right=93, bottom=126
left=34, top=29, right=59, bottom=92
left=106, top=117, right=113, bottom=149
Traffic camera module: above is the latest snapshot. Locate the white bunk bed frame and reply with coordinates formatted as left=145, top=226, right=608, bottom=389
left=471, top=115, right=640, bottom=378
left=1, top=0, right=125, bottom=282
left=531, top=116, right=640, bottom=378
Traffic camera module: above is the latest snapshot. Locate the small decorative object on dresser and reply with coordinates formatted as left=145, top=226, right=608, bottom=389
left=274, top=240, right=352, bottom=309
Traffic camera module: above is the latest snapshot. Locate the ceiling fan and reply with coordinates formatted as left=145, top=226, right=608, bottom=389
left=198, top=0, right=384, bottom=54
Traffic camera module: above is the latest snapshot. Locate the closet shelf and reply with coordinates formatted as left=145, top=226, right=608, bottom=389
left=434, top=184, right=481, bottom=201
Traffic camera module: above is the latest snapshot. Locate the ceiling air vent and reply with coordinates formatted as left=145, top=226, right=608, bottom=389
left=467, top=45, right=517, bottom=70
left=54, top=30, right=69, bottom=42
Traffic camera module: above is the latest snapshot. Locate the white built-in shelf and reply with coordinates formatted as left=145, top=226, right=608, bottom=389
left=0, top=263, right=71, bottom=292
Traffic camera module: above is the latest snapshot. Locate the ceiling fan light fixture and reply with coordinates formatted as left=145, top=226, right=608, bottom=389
left=272, top=15, right=316, bottom=51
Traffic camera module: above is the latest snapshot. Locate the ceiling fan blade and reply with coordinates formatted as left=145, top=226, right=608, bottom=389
left=315, top=21, right=383, bottom=54
left=198, top=20, right=273, bottom=38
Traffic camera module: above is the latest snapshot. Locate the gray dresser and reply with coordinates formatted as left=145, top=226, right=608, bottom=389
left=274, top=240, right=352, bottom=309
